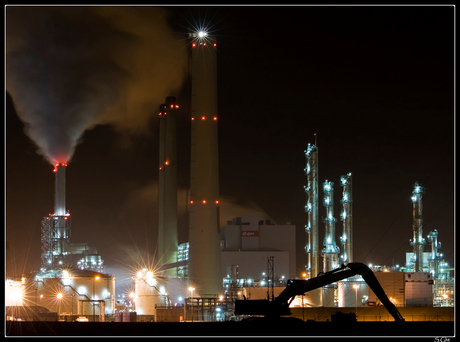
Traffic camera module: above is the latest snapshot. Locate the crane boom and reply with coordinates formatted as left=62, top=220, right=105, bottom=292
left=234, top=262, right=405, bottom=322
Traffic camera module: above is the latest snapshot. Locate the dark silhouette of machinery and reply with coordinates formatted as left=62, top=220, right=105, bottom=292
left=235, top=262, right=405, bottom=322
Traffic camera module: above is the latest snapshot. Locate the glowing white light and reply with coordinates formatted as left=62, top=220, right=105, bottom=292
left=78, top=286, right=87, bottom=294
left=411, top=195, right=417, bottom=202
left=159, top=286, right=166, bottom=295
left=147, top=271, right=153, bottom=278
left=198, top=31, right=207, bottom=38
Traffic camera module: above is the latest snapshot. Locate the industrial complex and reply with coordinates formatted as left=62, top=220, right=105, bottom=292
left=5, top=28, right=454, bottom=326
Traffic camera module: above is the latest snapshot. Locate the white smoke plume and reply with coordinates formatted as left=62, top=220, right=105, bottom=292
left=6, top=6, right=187, bottom=165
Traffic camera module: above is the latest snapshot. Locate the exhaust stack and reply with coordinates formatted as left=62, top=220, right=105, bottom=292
left=53, top=163, right=67, bottom=216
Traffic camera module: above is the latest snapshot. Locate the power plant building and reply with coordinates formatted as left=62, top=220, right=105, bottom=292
left=220, top=216, right=296, bottom=282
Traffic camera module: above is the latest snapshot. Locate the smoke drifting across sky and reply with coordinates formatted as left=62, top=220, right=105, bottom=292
left=6, top=6, right=187, bottom=165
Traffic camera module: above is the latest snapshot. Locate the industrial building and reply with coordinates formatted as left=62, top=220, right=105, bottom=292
left=6, top=161, right=116, bottom=322
left=6, top=26, right=454, bottom=324
left=220, top=215, right=296, bottom=281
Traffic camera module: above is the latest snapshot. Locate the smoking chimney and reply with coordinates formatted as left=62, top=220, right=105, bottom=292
left=53, top=163, right=67, bottom=216
left=187, top=31, right=222, bottom=297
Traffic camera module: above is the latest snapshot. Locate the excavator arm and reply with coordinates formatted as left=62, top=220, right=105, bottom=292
left=234, top=262, right=405, bottom=322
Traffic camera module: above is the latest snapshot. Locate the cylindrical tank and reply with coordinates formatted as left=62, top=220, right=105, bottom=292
left=322, top=285, right=335, bottom=307
left=303, top=287, right=322, bottom=307
left=188, top=32, right=222, bottom=297
left=337, top=281, right=368, bottom=308
left=134, top=275, right=167, bottom=316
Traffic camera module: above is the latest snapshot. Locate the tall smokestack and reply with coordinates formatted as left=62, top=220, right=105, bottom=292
left=158, top=96, right=179, bottom=276
left=187, top=31, right=222, bottom=297
left=54, top=163, right=67, bottom=216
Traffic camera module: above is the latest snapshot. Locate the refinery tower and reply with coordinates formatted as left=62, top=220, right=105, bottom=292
left=187, top=30, right=222, bottom=297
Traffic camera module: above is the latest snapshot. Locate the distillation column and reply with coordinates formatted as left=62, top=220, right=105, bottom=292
left=158, top=97, right=179, bottom=276
left=339, top=173, right=353, bottom=264
left=410, top=182, right=425, bottom=272
left=187, top=31, right=222, bottom=297
left=304, top=143, right=319, bottom=279
left=321, top=180, right=340, bottom=272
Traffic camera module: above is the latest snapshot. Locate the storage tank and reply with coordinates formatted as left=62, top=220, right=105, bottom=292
left=134, top=271, right=167, bottom=316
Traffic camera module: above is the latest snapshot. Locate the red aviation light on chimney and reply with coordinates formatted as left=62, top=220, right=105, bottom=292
left=175, top=105, right=179, bottom=108
left=202, top=200, right=206, bottom=204
left=159, top=112, right=162, bottom=116
left=192, top=43, right=196, bottom=47
left=215, top=200, right=219, bottom=204
left=159, top=167, right=163, bottom=170
left=165, top=161, right=169, bottom=165
left=191, top=117, right=195, bottom=121
left=213, top=117, right=217, bottom=121
left=202, top=116, right=206, bottom=120
left=213, top=43, right=217, bottom=47
left=170, top=104, right=174, bottom=108
left=190, top=200, right=194, bottom=204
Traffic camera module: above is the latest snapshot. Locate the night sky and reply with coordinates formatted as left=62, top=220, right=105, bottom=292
left=5, top=5, right=454, bottom=292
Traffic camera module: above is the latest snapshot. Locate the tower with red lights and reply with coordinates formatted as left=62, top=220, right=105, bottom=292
left=158, top=96, right=179, bottom=276
left=187, top=30, right=222, bottom=297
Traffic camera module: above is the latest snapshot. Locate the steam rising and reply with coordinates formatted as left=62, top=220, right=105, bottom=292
left=6, top=6, right=187, bottom=165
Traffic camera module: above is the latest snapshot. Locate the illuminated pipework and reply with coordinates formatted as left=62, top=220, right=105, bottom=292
left=158, top=97, right=179, bottom=276
left=321, top=180, right=340, bottom=272
left=339, top=173, right=353, bottom=264
left=427, top=230, right=441, bottom=278
left=304, top=143, right=319, bottom=279
left=410, top=182, right=425, bottom=272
